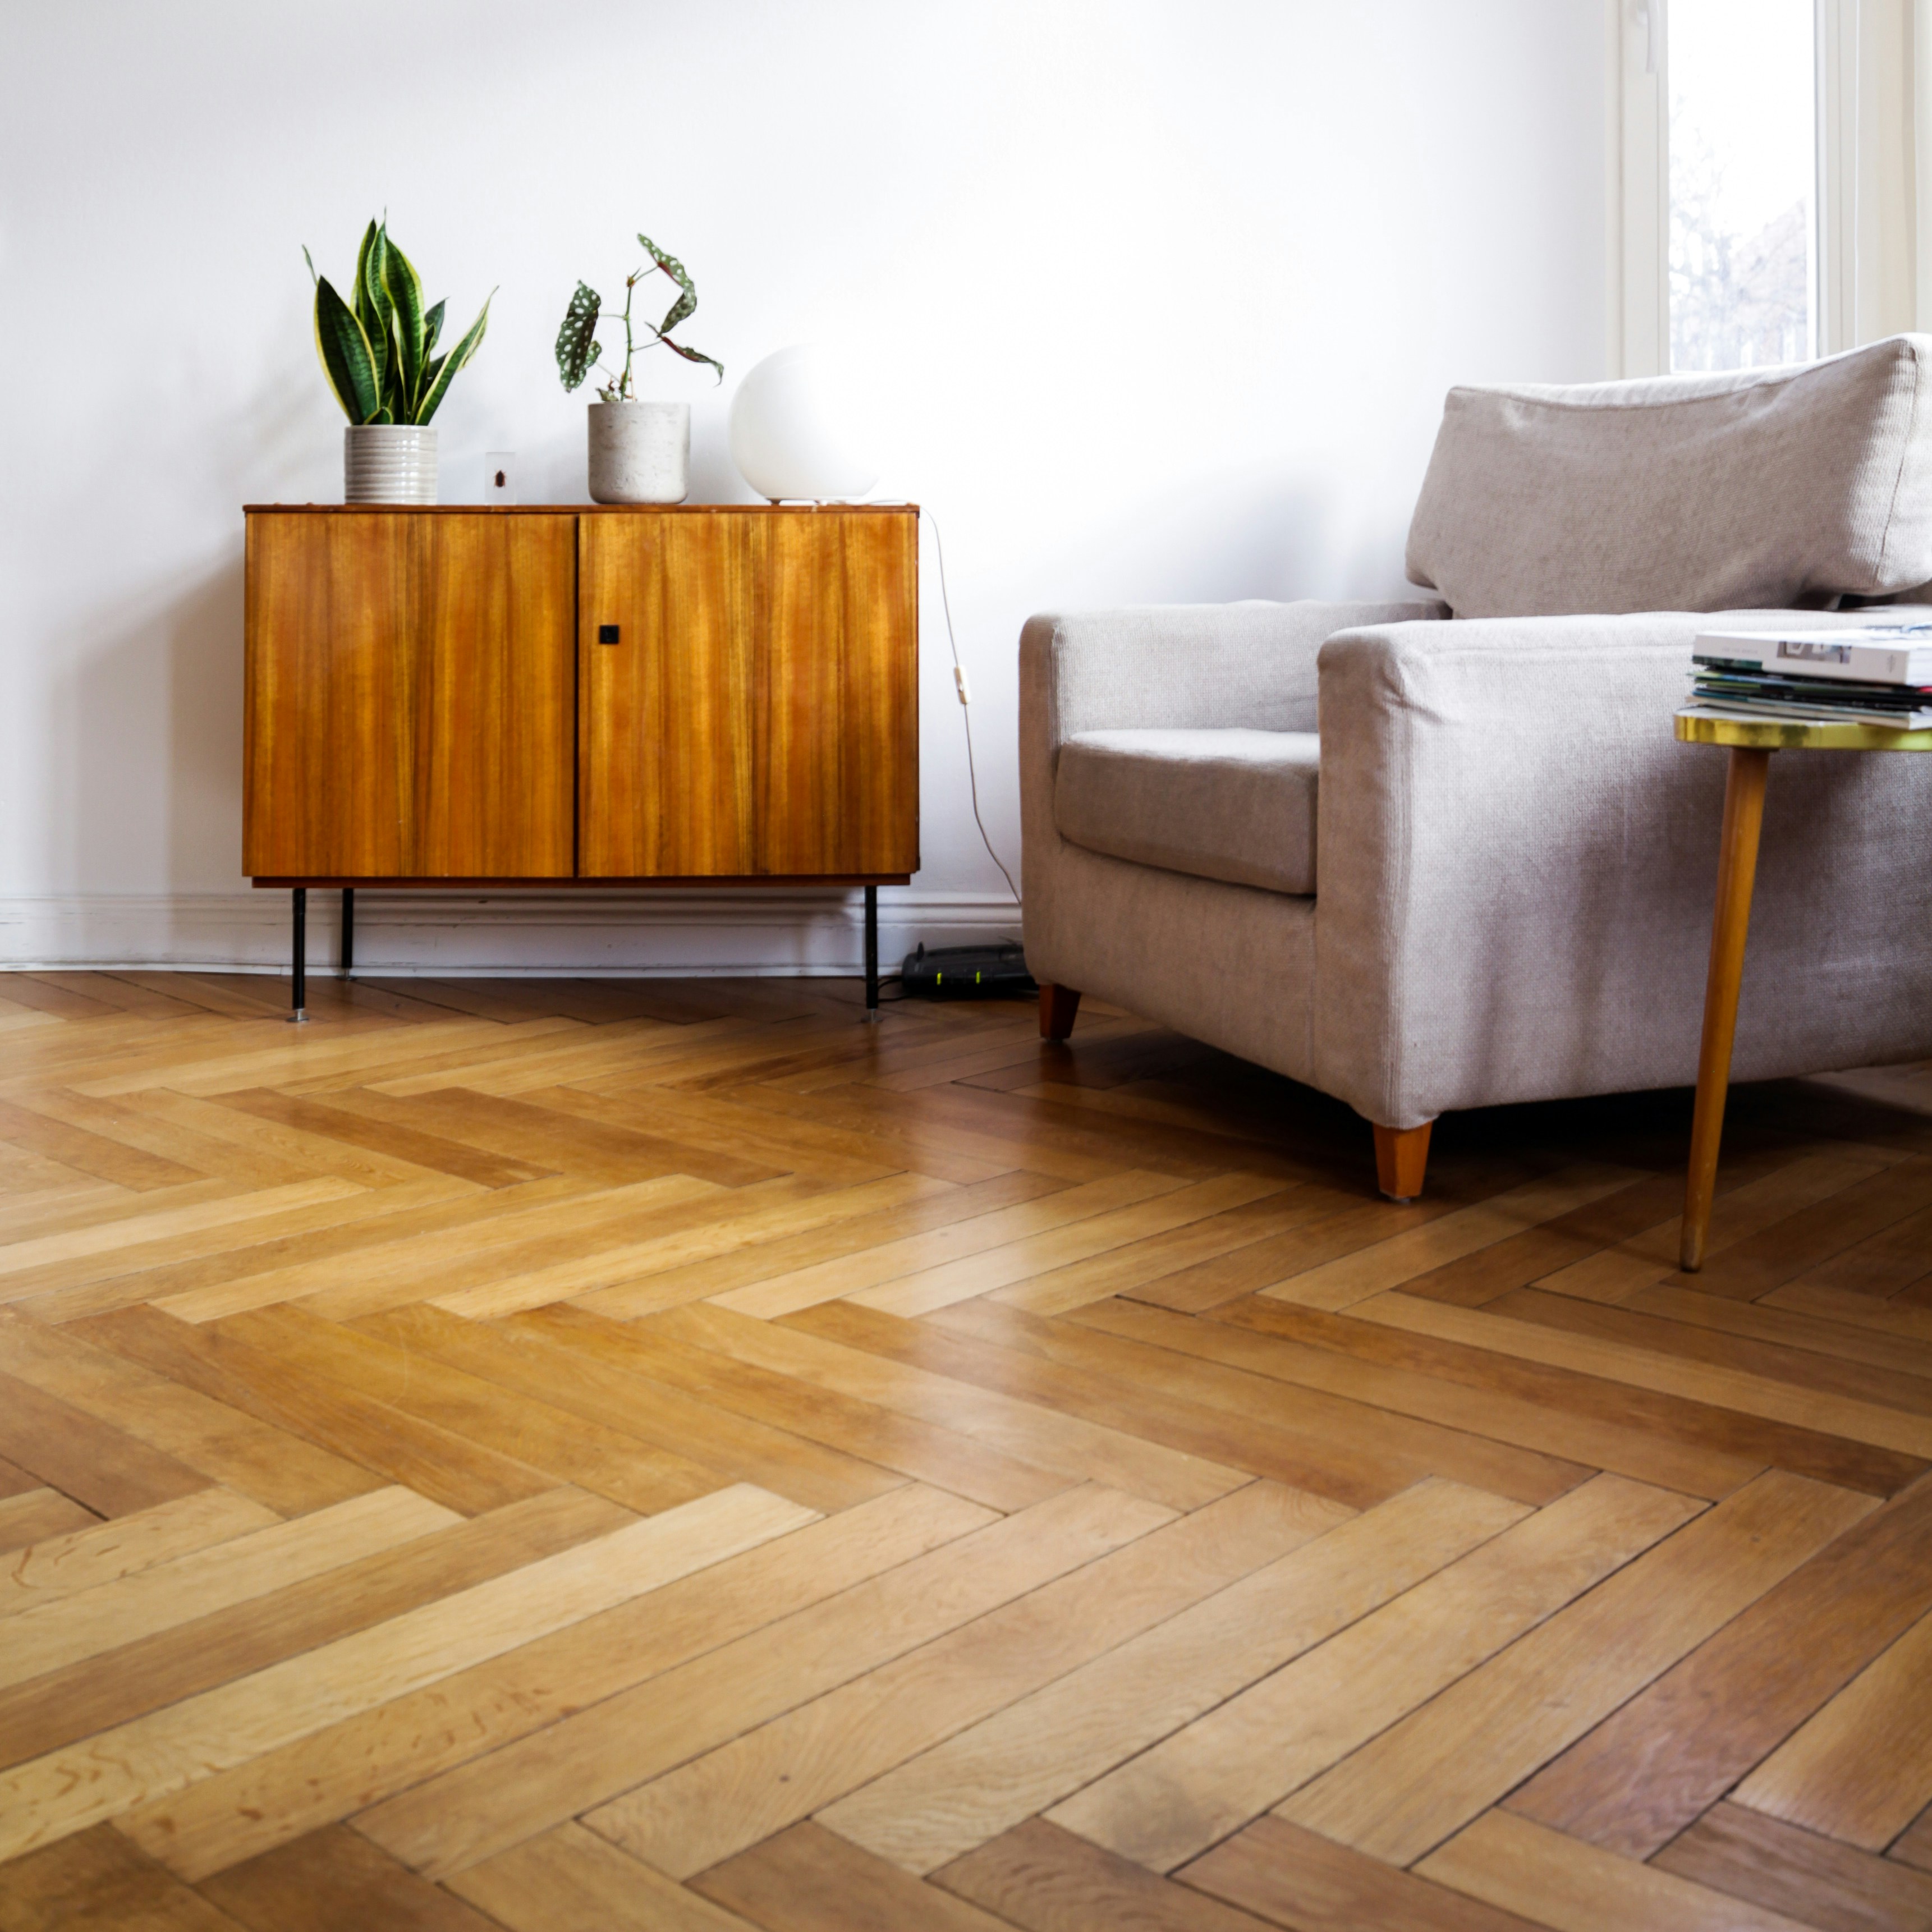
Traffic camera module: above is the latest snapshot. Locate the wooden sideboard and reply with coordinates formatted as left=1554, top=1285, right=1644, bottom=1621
left=243, top=504, right=919, bottom=1016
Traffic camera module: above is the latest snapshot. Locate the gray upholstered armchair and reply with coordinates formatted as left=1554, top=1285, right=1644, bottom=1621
left=1020, top=336, right=1932, bottom=1199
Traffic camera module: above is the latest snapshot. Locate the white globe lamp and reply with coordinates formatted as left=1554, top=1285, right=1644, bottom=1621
left=728, top=344, right=880, bottom=502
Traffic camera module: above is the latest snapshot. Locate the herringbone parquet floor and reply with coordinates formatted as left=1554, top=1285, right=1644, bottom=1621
left=0, top=966, right=1930, bottom=1930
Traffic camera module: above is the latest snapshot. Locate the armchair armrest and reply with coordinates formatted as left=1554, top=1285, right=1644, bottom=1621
left=1018, top=597, right=1443, bottom=1022
left=1021, top=599, right=1447, bottom=750
left=1311, top=610, right=1932, bottom=1127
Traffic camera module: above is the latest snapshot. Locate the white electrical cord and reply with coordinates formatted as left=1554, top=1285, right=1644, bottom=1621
left=924, top=511, right=1022, bottom=908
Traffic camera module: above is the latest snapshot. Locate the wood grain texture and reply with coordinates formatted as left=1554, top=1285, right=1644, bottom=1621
left=756, top=510, right=918, bottom=878
left=0, top=1485, right=809, bottom=1866
left=700, top=1822, right=1016, bottom=1932
left=1509, top=1468, right=1932, bottom=1857
left=1732, top=1602, right=1932, bottom=1850
left=244, top=512, right=575, bottom=879
left=579, top=510, right=756, bottom=878
left=449, top=1823, right=760, bottom=1932
left=1278, top=1470, right=1874, bottom=1865
left=1653, top=1802, right=1932, bottom=1932
left=0, top=1489, right=279, bottom=1621
left=587, top=1480, right=1311, bottom=1878
left=934, top=1818, right=1281, bottom=1932
left=0, top=972, right=1925, bottom=1925
left=1180, top=1815, right=1549, bottom=1932
left=1047, top=1473, right=1696, bottom=1873
left=1417, top=1809, right=1814, bottom=1932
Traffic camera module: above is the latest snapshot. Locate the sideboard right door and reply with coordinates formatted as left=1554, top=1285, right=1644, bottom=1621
left=578, top=512, right=759, bottom=877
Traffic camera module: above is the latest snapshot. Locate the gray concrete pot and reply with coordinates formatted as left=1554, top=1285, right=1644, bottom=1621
left=588, top=401, right=690, bottom=504
left=344, top=424, right=437, bottom=504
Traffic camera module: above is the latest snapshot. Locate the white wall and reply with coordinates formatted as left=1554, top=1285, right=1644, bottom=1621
left=0, top=0, right=1606, bottom=975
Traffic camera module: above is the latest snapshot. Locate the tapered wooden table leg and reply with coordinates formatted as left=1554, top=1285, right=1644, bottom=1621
left=1681, top=746, right=1773, bottom=1271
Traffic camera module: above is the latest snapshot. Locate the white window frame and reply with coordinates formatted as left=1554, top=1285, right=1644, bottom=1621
left=1607, top=0, right=1920, bottom=379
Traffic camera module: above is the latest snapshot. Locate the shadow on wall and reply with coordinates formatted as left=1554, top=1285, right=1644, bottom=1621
left=55, top=556, right=247, bottom=898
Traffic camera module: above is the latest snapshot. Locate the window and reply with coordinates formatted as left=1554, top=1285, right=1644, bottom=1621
left=1610, top=0, right=1919, bottom=379
left=1667, top=0, right=1815, bottom=370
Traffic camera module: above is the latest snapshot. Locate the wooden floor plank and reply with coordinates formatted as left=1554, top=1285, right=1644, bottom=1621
left=937, top=1296, right=1592, bottom=1507
left=713, top=1171, right=1194, bottom=1320
left=0, top=1486, right=631, bottom=1775
left=1180, top=1815, right=1549, bottom=1932
left=1260, top=1164, right=1646, bottom=1313
left=357, top=1301, right=926, bottom=1515
left=589, top=1300, right=1246, bottom=1513
left=215, top=1303, right=727, bottom=1517
left=0, top=1490, right=99, bottom=1555
left=1074, top=1292, right=1758, bottom=1498
left=436, top=1172, right=941, bottom=1321
left=0, top=1094, right=203, bottom=1192
left=699, top=1822, right=1017, bottom=1932
left=0, top=1488, right=455, bottom=1692
left=354, top=1484, right=1164, bottom=1880
left=2, top=976, right=1928, bottom=1925
left=1278, top=1470, right=1874, bottom=1866
left=563, top=1168, right=1065, bottom=1313
left=1653, top=1802, right=1932, bottom=1932
left=1732, top=1604, right=1932, bottom=1850
left=1046, top=1473, right=1697, bottom=1873
left=0, top=1309, right=382, bottom=1517
left=823, top=1478, right=1506, bottom=1876
left=209, top=1087, right=553, bottom=1188
left=1627, top=1281, right=1932, bottom=1383
left=1490, top=1286, right=1932, bottom=1418
left=0, top=1489, right=279, bottom=1619
left=587, top=1479, right=1335, bottom=1878
left=122, top=1485, right=985, bottom=1884
left=1417, top=1809, right=1814, bottom=1932
left=934, top=1817, right=1281, bottom=1932
left=75, top=1304, right=558, bottom=1516
left=0, top=1366, right=210, bottom=1518
left=1334, top=1292, right=1930, bottom=1490
left=783, top=1300, right=1420, bottom=1512
left=1508, top=1469, right=1932, bottom=1858
left=420, top=1301, right=1064, bottom=1514
left=448, top=1821, right=760, bottom=1932
left=0, top=1484, right=810, bottom=1865
left=196, top=1824, right=501, bottom=1932
left=0, top=1823, right=249, bottom=1931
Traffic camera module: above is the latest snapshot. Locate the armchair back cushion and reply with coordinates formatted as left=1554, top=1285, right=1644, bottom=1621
left=1405, top=334, right=1932, bottom=618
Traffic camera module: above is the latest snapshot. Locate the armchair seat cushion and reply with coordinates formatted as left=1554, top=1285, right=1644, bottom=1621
left=1055, top=728, right=1319, bottom=896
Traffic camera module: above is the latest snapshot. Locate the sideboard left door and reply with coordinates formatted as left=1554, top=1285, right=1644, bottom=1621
left=244, top=512, right=575, bottom=879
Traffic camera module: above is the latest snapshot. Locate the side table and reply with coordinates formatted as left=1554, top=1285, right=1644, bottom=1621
left=1675, top=707, right=1932, bottom=1270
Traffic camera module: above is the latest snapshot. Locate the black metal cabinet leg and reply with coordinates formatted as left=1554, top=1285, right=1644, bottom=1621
left=341, top=887, right=355, bottom=976
left=864, top=885, right=880, bottom=1021
left=290, top=888, right=308, bottom=1024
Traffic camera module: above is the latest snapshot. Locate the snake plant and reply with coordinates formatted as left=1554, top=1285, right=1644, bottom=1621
left=305, top=220, right=493, bottom=425
left=555, top=233, right=723, bottom=401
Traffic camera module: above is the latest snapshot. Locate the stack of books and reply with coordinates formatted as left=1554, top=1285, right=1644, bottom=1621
left=1688, top=623, right=1932, bottom=728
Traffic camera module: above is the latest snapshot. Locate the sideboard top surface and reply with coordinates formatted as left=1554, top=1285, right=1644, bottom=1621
left=243, top=503, right=920, bottom=516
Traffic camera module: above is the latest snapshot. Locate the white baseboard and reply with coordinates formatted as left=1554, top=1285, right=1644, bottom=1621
left=0, top=890, right=1025, bottom=976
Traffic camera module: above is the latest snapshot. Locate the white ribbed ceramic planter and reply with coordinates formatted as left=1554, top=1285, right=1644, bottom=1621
left=344, top=424, right=438, bottom=504
left=588, top=401, right=690, bottom=504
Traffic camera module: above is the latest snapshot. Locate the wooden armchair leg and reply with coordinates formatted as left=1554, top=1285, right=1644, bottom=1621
left=1373, top=1121, right=1433, bottom=1203
left=1039, top=983, right=1081, bottom=1041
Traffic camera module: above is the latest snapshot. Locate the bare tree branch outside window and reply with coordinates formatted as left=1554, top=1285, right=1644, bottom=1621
left=1666, top=0, right=1814, bottom=374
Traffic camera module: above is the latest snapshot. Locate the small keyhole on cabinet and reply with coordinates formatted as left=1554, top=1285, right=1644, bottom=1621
left=598, top=624, right=620, bottom=644
left=494, top=470, right=506, bottom=489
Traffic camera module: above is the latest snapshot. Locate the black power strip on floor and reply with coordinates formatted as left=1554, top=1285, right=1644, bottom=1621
left=899, top=941, right=1036, bottom=1000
